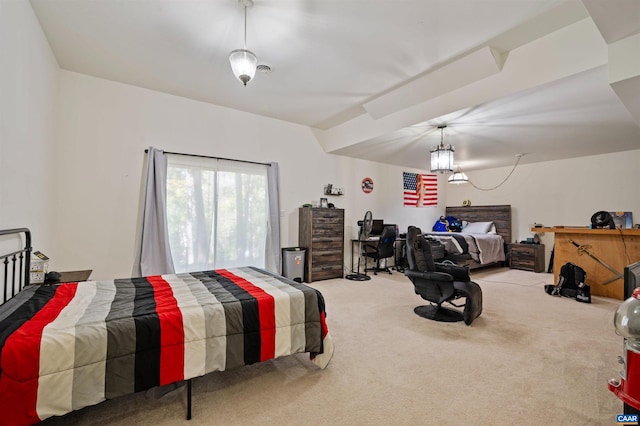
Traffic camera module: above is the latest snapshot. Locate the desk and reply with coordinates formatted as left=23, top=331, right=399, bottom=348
left=350, top=239, right=378, bottom=273
left=350, top=239, right=405, bottom=273
left=535, top=227, right=640, bottom=300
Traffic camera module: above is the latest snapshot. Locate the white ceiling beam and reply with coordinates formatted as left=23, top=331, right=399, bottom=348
left=362, top=46, right=504, bottom=120
left=609, top=33, right=640, bottom=125
left=314, top=18, right=608, bottom=154
left=582, top=0, right=640, bottom=44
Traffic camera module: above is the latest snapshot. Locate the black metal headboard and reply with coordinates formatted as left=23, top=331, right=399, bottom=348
left=1, top=228, right=31, bottom=305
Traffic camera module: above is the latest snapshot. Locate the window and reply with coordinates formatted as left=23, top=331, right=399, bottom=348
left=166, top=155, right=269, bottom=273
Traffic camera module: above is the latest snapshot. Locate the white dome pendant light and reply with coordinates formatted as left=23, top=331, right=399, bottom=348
left=229, top=0, right=257, bottom=86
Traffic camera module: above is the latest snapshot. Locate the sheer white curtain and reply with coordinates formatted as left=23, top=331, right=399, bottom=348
left=166, top=155, right=275, bottom=273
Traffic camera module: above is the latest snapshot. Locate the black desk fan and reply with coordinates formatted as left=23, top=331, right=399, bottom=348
left=346, top=210, right=373, bottom=281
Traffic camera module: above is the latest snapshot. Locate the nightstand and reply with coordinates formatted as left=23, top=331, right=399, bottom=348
left=58, top=270, right=93, bottom=283
left=508, top=243, right=545, bottom=273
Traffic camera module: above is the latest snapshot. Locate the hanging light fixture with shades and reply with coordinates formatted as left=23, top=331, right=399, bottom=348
left=447, top=167, right=469, bottom=184
left=229, top=0, right=257, bottom=86
left=430, top=125, right=455, bottom=173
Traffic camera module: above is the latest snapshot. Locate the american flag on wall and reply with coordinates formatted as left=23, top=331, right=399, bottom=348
left=403, top=172, right=438, bottom=207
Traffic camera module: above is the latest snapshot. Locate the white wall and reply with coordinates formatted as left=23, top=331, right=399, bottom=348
left=0, top=0, right=446, bottom=280
left=0, top=0, right=58, bottom=253
left=446, top=150, right=640, bottom=265
left=8, top=1, right=637, bottom=281
left=54, top=71, right=445, bottom=279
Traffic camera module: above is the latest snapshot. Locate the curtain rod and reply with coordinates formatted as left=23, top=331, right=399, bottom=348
left=144, top=149, right=271, bottom=167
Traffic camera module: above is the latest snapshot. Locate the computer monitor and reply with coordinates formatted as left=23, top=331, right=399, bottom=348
left=370, top=219, right=384, bottom=236
left=624, top=261, right=640, bottom=300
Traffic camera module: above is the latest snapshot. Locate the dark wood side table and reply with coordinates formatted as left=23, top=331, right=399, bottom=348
left=59, top=270, right=93, bottom=283
left=508, top=244, right=545, bottom=273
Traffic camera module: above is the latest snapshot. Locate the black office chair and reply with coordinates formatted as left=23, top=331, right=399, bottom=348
left=404, top=226, right=482, bottom=325
left=363, top=225, right=396, bottom=275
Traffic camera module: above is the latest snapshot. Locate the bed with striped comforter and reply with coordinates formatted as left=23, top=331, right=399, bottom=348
left=0, top=267, right=332, bottom=425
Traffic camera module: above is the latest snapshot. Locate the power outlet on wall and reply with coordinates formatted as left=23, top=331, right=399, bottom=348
left=30, top=271, right=45, bottom=284
left=30, top=251, right=49, bottom=284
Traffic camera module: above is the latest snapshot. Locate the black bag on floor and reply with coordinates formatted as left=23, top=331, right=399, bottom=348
left=544, top=262, right=591, bottom=303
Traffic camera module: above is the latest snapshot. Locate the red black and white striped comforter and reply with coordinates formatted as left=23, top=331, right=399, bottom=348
left=0, top=267, right=332, bottom=425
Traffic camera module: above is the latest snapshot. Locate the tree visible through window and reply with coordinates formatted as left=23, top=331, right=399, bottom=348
left=166, top=156, right=268, bottom=273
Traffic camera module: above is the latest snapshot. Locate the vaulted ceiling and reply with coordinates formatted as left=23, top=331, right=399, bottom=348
left=30, top=0, right=640, bottom=171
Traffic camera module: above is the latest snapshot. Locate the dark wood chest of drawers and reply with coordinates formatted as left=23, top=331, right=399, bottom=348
left=508, top=243, right=545, bottom=273
left=299, top=207, right=344, bottom=282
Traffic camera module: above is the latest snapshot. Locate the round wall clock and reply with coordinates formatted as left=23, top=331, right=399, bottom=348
left=361, top=177, right=374, bottom=193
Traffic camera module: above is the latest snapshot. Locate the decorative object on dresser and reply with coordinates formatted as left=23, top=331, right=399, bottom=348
left=324, top=184, right=343, bottom=195
left=508, top=243, right=545, bottom=273
left=299, top=207, right=344, bottom=282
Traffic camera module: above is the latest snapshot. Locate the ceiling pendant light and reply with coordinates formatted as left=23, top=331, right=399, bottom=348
left=229, top=0, right=257, bottom=86
left=430, top=125, right=454, bottom=173
left=448, top=167, right=469, bottom=184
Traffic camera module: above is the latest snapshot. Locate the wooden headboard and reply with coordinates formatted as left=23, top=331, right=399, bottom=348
left=446, top=205, right=512, bottom=244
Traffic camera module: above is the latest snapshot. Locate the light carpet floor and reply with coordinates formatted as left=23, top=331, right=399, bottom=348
left=43, top=267, right=624, bottom=425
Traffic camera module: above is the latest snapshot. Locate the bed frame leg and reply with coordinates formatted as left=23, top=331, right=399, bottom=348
left=186, top=379, right=192, bottom=420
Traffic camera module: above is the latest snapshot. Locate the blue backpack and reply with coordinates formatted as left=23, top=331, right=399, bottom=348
left=432, top=216, right=449, bottom=232
left=446, top=216, right=462, bottom=232
left=432, top=216, right=462, bottom=232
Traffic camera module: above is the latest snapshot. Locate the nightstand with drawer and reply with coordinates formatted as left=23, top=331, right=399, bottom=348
left=508, top=243, right=545, bottom=273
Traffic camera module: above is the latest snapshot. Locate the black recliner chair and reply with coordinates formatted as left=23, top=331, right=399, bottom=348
left=404, top=226, right=482, bottom=325
left=363, top=225, right=396, bottom=275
